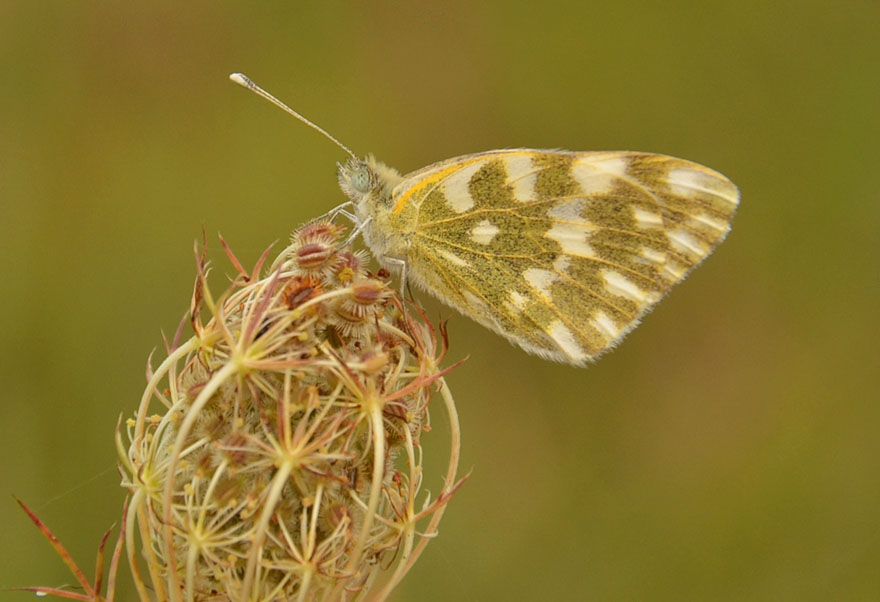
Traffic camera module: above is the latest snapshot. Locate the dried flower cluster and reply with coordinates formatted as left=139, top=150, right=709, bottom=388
left=114, top=221, right=462, bottom=602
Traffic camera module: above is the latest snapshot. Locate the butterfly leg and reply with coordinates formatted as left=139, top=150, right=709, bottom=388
left=314, top=203, right=373, bottom=251
left=382, top=256, right=417, bottom=340
left=313, top=200, right=356, bottom=224
left=339, top=215, right=372, bottom=248
left=319, top=214, right=372, bottom=265
left=316, top=207, right=371, bottom=269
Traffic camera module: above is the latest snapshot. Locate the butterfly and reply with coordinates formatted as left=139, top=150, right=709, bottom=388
left=231, top=74, right=740, bottom=366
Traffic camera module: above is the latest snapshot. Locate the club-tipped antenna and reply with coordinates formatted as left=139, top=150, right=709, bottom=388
left=229, top=72, right=357, bottom=160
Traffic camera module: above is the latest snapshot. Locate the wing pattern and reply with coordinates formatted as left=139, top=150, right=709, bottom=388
left=391, top=150, right=739, bottom=365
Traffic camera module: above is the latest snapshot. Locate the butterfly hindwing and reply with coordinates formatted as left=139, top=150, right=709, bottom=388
left=387, top=150, right=739, bottom=365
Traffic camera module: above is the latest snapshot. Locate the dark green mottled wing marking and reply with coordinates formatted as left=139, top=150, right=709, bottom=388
left=394, top=150, right=739, bottom=365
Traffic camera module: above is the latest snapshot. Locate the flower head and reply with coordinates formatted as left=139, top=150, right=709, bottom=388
left=118, top=220, right=462, bottom=602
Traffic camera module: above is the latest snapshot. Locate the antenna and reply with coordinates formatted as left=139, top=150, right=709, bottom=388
left=229, top=73, right=357, bottom=160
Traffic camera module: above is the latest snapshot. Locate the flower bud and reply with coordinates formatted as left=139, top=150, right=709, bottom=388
left=119, top=220, right=462, bottom=602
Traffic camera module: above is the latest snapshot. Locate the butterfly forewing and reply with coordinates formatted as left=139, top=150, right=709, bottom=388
left=389, top=150, right=739, bottom=365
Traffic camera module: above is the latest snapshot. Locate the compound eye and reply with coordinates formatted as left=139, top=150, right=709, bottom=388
left=351, top=166, right=373, bottom=193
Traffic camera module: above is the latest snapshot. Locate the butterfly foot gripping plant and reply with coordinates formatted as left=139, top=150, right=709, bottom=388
left=7, top=218, right=460, bottom=602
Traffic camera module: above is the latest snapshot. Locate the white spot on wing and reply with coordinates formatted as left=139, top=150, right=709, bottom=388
left=505, top=154, right=537, bottom=202
left=442, top=161, right=484, bottom=213
left=593, top=156, right=629, bottom=176
left=591, top=311, right=620, bottom=340
left=546, top=223, right=595, bottom=257
left=572, top=158, right=623, bottom=195
left=523, top=268, right=559, bottom=298
left=691, top=213, right=730, bottom=233
left=548, top=200, right=589, bottom=223
left=509, top=290, right=527, bottom=311
left=437, top=248, right=469, bottom=267
left=470, top=219, right=499, bottom=245
left=662, top=261, right=687, bottom=281
left=603, top=270, right=649, bottom=303
left=548, top=320, right=586, bottom=362
left=640, top=246, right=666, bottom=265
left=667, top=167, right=739, bottom=206
left=668, top=229, right=706, bottom=257
left=553, top=255, right=572, bottom=274
left=633, top=206, right=663, bottom=228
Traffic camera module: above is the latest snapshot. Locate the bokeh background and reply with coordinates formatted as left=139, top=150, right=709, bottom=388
left=2, top=2, right=877, bottom=601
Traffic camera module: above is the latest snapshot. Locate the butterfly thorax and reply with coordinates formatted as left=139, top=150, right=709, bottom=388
left=338, top=156, right=414, bottom=265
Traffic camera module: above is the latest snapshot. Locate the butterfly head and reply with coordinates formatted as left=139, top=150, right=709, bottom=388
left=337, top=156, right=403, bottom=205
left=337, top=157, right=375, bottom=202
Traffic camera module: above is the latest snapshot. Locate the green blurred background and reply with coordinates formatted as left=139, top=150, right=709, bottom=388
left=2, top=2, right=877, bottom=601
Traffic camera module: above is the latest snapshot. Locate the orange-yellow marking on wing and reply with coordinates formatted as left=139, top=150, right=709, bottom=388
left=391, top=157, right=487, bottom=215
